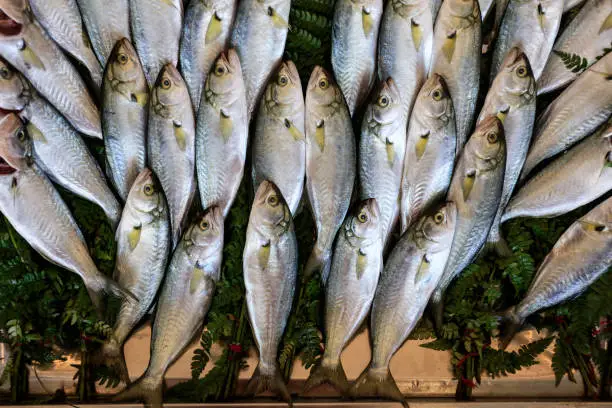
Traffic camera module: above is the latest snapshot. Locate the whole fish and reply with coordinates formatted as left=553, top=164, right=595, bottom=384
left=304, top=66, right=356, bottom=283
left=304, top=199, right=382, bottom=395
left=538, top=0, right=612, bottom=95
left=0, top=113, right=130, bottom=312
left=331, top=0, right=383, bottom=117
left=196, top=49, right=248, bottom=217
left=430, top=0, right=481, bottom=155
left=350, top=202, right=456, bottom=400
left=28, top=0, right=102, bottom=88
left=359, top=78, right=405, bottom=244
left=400, top=73, right=455, bottom=233
left=252, top=60, right=305, bottom=215
left=503, top=124, right=612, bottom=222
left=113, top=207, right=224, bottom=407
left=490, top=0, right=563, bottom=81
left=0, top=0, right=101, bottom=138
left=130, top=0, right=183, bottom=85
left=230, top=0, right=291, bottom=119
left=378, top=0, right=433, bottom=121
left=95, top=169, right=169, bottom=383
left=103, top=38, right=148, bottom=202
left=0, top=58, right=121, bottom=227
left=520, top=52, right=612, bottom=181
left=243, top=181, right=297, bottom=401
left=76, top=0, right=131, bottom=67
left=500, top=195, right=612, bottom=349
left=148, top=63, right=196, bottom=248
left=431, top=116, right=506, bottom=328
left=180, top=0, right=236, bottom=110
left=477, top=48, right=536, bottom=255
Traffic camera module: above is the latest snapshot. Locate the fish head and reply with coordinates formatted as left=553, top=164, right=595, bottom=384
left=348, top=198, right=381, bottom=241
left=207, top=49, right=242, bottom=100
left=252, top=180, right=292, bottom=233
left=498, top=48, right=535, bottom=99
left=107, top=38, right=142, bottom=85
left=153, top=63, right=186, bottom=111
left=369, top=78, right=401, bottom=126
left=0, top=58, right=28, bottom=110
left=418, top=73, right=453, bottom=123
left=127, top=168, right=165, bottom=215
left=446, top=0, right=479, bottom=20
left=265, top=60, right=302, bottom=112
left=469, top=115, right=505, bottom=170
left=0, top=113, right=31, bottom=174
left=186, top=206, right=224, bottom=249
left=416, top=201, right=457, bottom=251
left=307, top=66, right=342, bottom=108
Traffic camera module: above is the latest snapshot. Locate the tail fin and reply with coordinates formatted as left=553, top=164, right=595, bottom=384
left=91, top=338, right=131, bottom=384
left=112, top=375, right=163, bottom=408
left=350, top=366, right=405, bottom=403
left=498, top=306, right=524, bottom=350
left=430, top=292, right=445, bottom=333
left=302, top=360, right=349, bottom=395
left=85, top=274, right=138, bottom=313
left=486, top=223, right=512, bottom=257
left=303, top=246, right=332, bottom=284
left=245, top=363, right=291, bottom=402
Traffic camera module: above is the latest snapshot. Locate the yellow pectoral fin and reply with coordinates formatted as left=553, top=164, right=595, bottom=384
left=415, top=132, right=429, bottom=159
left=220, top=110, right=233, bottom=142
left=496, top=108, right=509, bottom=124
left=356, top=249, right=367, bottom=280
left=315, top=120, right=325, bottom=152
left=386, top=138, right=395, bottom=167
left=26, top=122, right=46, bottom=143
left=173, top=122, right=187, bottom=151
left=206, top=12, right=223, bottom=44
left=462, top=171, right=476, bottom=201
left=362, top=8, right=374, bottom=36
left=442, top=32, right=457, bottom=63
left=128, top=225, right=142, bottom=250
left=537, top=3, right=545, bottom=30
left=190, top=265, right=205, bottom=294
left=131, top=92, right=148, bottom=107
left=258, top=242, right=270, bottom=270
left=600, top=12, right=612, bottom=34
left=414, top=254, right=430, bottom=285
left=268, top=7, right=288, bottom=29
left=20, top=41, right=45, bottom=70
left=411, top=20, right=422, bottom=51
left=285, top=119, right=304, bottom=141
left=160, top=0, right=179, bottom=9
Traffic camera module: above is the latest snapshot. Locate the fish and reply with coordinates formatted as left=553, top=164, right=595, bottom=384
left=564, top=0, right=587, bottom=12
left=351, top=203, right=457, bottom=400
left=430, top=116, right=506, bottom=329
left=430, top=0, right=481, bottom=155
left=503, top=123, right=612, bottom=223
left=196, top=49, right=248, bottom=218
left=28, top=0, right=102, bottom=88
left=243, top=181, right=297, bottom=402
left=477, top=48, right=536, bottom=255
left=538, top=0, right=612, bottom=95
left=400, top=73, right=455, bottom=233
left=430, top=0, right=443, bottom=20
left=130, top=0, right=183, bottom=85
left=252, top=60, right=305, bottom=215
left=76, top=0, right=131, bottom=67
left=378, top=0, right=433, bottom=121
left=102, top=38, right=148, bottom=202
left=490, top=0, right=563, bottom=81
left=0, top=0, right=102, bottom=138
left=500, top=195, right=612, bottom=349
left=113, top=207, right=224, bottom=407
left=0, top=58, right=122, bottom=228
left=520, top=52, right=612, bottom=181
left=180, top=0, right=237, bottom=110
left=148, top=63, right=196, bottom=248
left=304, top=66, right=356, bottom=283
left=303, top=198, right=382, bottom=395
left=359, top=77, right=405, bottom=245
left=230, top=0, right=291, bottom=120
left=0, top=113, right=131, bottom=312
left=479, top=0, right=495, bottom=20
left=93, top=169, right=170, bottom=383
left=331, top=0, right=383, bottom=117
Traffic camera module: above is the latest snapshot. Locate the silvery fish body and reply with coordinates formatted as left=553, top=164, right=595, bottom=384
left=180, top=0, right=237, bottom=110
left=538, top=0, right=612, bottom=95
left=332, top=0, right=383, bottom=117
left=430, top=0, right=481, bottom=155
left=521, top=52, right=612, bottom=180
left=196, top=50, right=248, bottom=217
left=431, top=0, right=442, bottom=20
left=148, top=64, right=196, bottom=248
left=400, top=74, right=455, bottom=233
left=252, top=61, right=305, bottom=215
left=230, top=0, right=291, bottom=120
left=503, top=124, right=612, bottom=222
left=564, top=0, right=586, bottom=11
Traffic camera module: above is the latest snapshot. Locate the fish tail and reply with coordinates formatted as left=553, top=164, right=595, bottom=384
left=349, top=365, right=405, bottom=403
left=85, top=274, right=137, bottom=314
left=112, top=375, right=163, bottom=408
left=91, top=338, right=131, bottom=384
left=303, top=359, right=349, bottom=395
left=486, top=226, right=512, bottom=257
left=498, top=306, right=524, bottom=350
left=430, top=291, right=445, bottom=333
left=303, top=246, right=332, bottom=284
left=245, top=363, right=291, bottom=402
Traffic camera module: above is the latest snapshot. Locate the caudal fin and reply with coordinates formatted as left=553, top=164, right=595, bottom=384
left=430, top=295, right=445, bottom=334
left=303, top=246, right=331, bottom=284
left=350, top=366, right=405, bottom=404
left=112, top=375, right=163, bottom=408
left=245, top=363, right=291, bottom=402
left=302, top=360, right=349, bottom=395
left=486, top=224, right=512, bottom=257
left=91, top=338, right=130, bottom=384
left=498, top=306, right=524, bottom=350
left=85, top=274, right=138, bottom=314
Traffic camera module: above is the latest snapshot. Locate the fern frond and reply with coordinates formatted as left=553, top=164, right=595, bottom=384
left=553, top=50, right=589, bottom=73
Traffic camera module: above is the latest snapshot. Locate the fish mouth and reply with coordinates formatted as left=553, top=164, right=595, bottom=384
left=0, top=11, right=21, bottom=36
left=0, top=157, right=16, bottom=175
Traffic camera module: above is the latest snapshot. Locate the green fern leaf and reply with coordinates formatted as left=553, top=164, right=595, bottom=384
left=553, top=50, right=590, bottom=74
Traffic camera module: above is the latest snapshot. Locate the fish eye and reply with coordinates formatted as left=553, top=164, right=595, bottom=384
left=432, top=89, right=443, bottom=101
left=357, top=211, right=368, bottom=223
left=595, top=225, right=606, bottom=232
left=486, top=132, right=498, bottom=144
left=199, top=219, right=210, bottom=231
left=516, top=66, right=527, bottom=78
left=16, top=128, right=26, bottom=142
left=378, top=95, right=389, bottom=107
left=143, top=184, right=154, bottom=196
left=215, top=65, right=226, bottom=76
left=278, top=74, right=289, bottom=86
left=318, top=77, right=329, bottom=90
left=267, top=195, right=279, bottom=206
left=118, top=53, right=129, bottom=64
left=161, top=78, right=171, bottom=89
left=434, top=211, right=445, bottom=224
left=0, top=67, right=12, bottom=79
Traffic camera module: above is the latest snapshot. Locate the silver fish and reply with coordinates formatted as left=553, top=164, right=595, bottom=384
left=538, top=0, right=612, bottom=95
left=431, top=0, right=442, bottom=20
left=304, top=198, right=382, bottom=395
left=0, top=58, right=121, bottom=227
left=491, top=0, right=563, bottom=81
left=400, top=73, right=455, bottom=233
left=564, top=0, right=586, bottom=12
left=76, top=0, right=131, bottom=67
left=503, top=123, right=612, bottom=222
left=0, top=0, right=101, bottom=138
left=130, top=0, right=183, bottom=85
left=0, top=113, right=130, bottom=311
left=304, top=66, right=356, bottom=283
left=196, top=49, right=248, bottom=217
left=103, top=38, right=148, bottom=202
left=500, top=195, right=612, bottom=349
left=148, top=63, right=196, bottom=248
left=252, top=60, right=305, bottom=215
left=520, top=52, right=612, bottom=181
left=28, top=0, right=102, bottom=88
left=430, top=0, right=481, bottom=155
left=431, top=116, right=506, bottom=328
left=243, top=181, right=297, bottom=401
left=95, top=169, right=169, bottom=383
left=180, top=0, right=236, bottom=110
left=230, top=0, right=291, bottom=120
left=331, top=0, right=383, bottom=117
left=113, top=207, right=224, bottom=407
left=359, top=78, right=405, bottom=244
left=477, top=48, right=536, bottom=255
left=350, top=202, right=456, bottom=400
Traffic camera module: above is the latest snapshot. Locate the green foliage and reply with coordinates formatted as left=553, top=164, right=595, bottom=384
left=595, top=42, right=612, bottom=61
left=553, top=50, right=589, bottom=73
